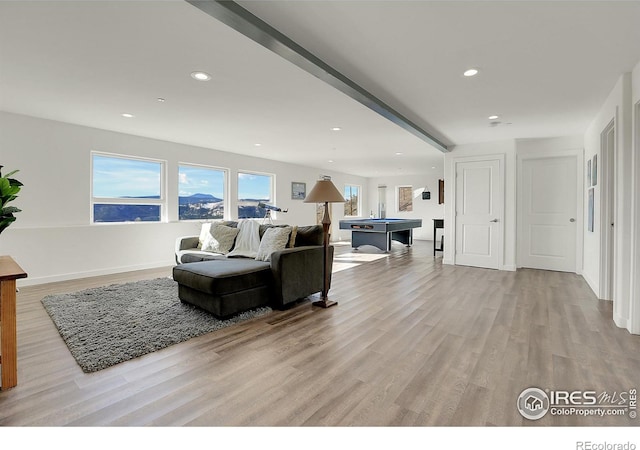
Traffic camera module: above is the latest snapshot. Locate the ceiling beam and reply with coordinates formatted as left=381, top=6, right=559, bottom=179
left=186, top=0, right=449, bottom=153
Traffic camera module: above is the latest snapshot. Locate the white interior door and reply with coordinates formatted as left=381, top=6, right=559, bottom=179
left=455, top=159, right=502, bottom=269
left=520, top=156, right=577, bottom=272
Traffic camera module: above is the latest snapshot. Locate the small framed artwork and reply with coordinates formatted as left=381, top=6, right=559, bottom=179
left=397, top=185, right=413, bottom=212
left=588, top=188, right=594, bottom=232
left=592, top=155, right=598, bottom=186
left=587, top=159, right=592, bottom=187
left=291, top=181, right=306, bottom=200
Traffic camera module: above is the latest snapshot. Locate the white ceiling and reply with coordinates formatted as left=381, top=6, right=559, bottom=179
left=2, top=1, right=640, bottom=178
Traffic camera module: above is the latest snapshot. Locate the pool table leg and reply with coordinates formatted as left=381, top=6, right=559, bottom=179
left=389, top=229, right=413, bottom=247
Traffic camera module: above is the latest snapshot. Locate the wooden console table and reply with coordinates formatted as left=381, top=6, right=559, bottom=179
left=0, top=256, right=27, bottom=390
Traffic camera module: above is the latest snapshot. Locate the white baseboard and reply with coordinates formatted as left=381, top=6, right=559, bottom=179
left=581, top=272, right=599, bottom=298
left=17, top=260, right=175, bottom=287
left=502, top=264, right=516, bottom=272
left=613, top=313, right=628, bottom=330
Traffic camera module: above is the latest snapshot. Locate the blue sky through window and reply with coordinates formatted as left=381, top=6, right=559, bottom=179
left=93, top=154, right=161, bottom=198
left=179, top=165, right=224, bottom=198
left=238, top=172, right=272, bottom=200
left=344, top=185, right=358, bottom=200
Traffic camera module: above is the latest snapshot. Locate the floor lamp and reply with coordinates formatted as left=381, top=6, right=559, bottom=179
left=304, top=176, right=345, bottom=308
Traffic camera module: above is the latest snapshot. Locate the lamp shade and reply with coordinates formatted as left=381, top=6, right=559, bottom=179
left=303, top=179, right=345, bottom=203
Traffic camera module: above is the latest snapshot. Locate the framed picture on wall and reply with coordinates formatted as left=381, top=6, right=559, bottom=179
left=397, top=186, right=413, bottom=212
left=587, top=159, right=592, bottom=187
left=291, top=182, right=306, bottom=200
left=592, top=155, right=598, bottom=186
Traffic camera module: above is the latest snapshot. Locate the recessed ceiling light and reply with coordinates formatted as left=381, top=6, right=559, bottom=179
left=157, top=97, right=165, bottom=103
left=463, top=68, right=479, bottom=77
left=432, top=166, right=437, bottom=169
left=121, top=113, right=134, bottom=118
left=395, top=152, right=403, bottom=156
left=191, top=71, right=211, bottom=81
left=331, top=127, right=341, bottom=131
left=488, top=115, right=499, bottom=120
left=328, top=160, right=334, bottom=163
left=254, top=143, right=262, bottom=147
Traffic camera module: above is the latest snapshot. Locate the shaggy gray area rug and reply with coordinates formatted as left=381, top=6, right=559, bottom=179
left=41, top=277, right=271, bottom=373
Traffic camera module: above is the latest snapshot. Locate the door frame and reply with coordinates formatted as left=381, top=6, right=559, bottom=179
left=516, top=150, right=583, bottom=273
left=599, top=119, right=616, bottom=300
left=451, top=154, right=505, bottom=269
left=632, top=101, right=640, bottom=334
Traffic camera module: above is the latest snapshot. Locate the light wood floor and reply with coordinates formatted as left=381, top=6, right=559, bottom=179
left=1, top=241, right=639, bottom=426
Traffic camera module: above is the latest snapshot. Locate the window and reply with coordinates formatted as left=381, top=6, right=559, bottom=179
left=344, top=184, right=360, bottom=217
left=398, top=186, right=413, bottom=212
left=92, top=153, right=164, bottom=223
left=178, top=164, right=226, bottom=220
left=237, top=171, right=274, bottom=219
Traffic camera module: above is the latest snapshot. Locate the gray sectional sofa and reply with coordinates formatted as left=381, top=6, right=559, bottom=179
left=173, top=222, right=333, bottom=318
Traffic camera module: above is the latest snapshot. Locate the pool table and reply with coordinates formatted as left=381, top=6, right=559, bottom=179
left=339, top=218, right=422, bottom=252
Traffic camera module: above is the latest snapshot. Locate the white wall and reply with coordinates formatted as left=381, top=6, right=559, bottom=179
left=583, top=73, right=634, bottom=332
left=0, top=112, right=367, bottom=286
left=359, top=172, right=444, bottom=243
left=443, top=140, right=517, bottom=270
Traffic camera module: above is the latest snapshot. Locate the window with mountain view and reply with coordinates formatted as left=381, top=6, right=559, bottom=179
left=179, top=165, right=226, bottom=220
left=92, top=153, right=164, bottom=223
left=344, top=184, right=360, bottom=217
left=237, top=171, right=274, bottom=219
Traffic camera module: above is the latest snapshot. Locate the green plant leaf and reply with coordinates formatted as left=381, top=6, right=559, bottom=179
left=1, top=186, right=20, bottom=197
left=0, top=167, right=22, bottom=233
left=0, top=216, right=16, bottom=230
left=1, top=195, right=18, bottom=206
left=1, top=206, right=21, bottom=215
left=0, top=223, right=15, bottom=234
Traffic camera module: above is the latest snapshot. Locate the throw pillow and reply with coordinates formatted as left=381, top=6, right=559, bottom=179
left=294, top=225, right=324, bottom=246
left=288, top=225, right=298, bottom=248
left=255, top=226, right=292, bottom=262
left=201, top=223, right=240, bottom=254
